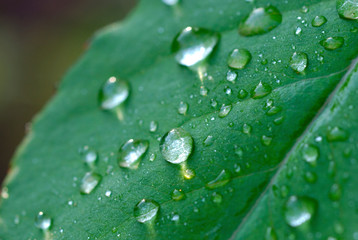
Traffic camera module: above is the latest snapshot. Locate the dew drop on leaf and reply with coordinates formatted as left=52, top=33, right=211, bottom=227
left=118, top=139, right=149, bottom=169
left=261, top=135, right=272, bottom=146
left=149, top=121, right=158, bottom=133
left=304, top=171, right=317, bottom=183
left=183, top=167, right=196, bottom=180
left=79, top=146, right=98, bottom=168
left=203, top=135, right=214, bottom=146
left=35, top=212, right=52, bottom=231
left=162, top=0, right=179, bottom=6
left=178, top=101, right=189, bottom=115
left=290, top=52, right=308, bottom=73
left=206, top=169, right=231, bottom=189
left=80, top=172, right=102, bottom=194
left=226, top=70, right=238, bottom=82
left=133, top=199, right=160, bottom=223
left=238, top=89, right=249, bottom=99
left=227, top=49, right=252, bottom=69
left=266, top=106, right=282, bottom=116
left=327, top=126, right=349, bottom=141
left=329, top=183, right=342, bottom=201
left=171, top=27, right=220, bottom=68
left=238, top=6, right=282, bottom=36
left=218, top=104, right=232, bottom=118
left=160, top=128, right=194, bottom=164
left=171, top=189, right=186, bottom=201
left=273, top=116, right=284, bottom=125
left=211, top=192, right=223, bottom=204
left=320, top=37, right=344, bottom=50
left=302, top=144, right=319, bottom=166
left=242, top=123, right=252, bottom=134
left=337, top=0, right=358, bottom=20
left=200, top=86, right=209, bottom=96
left=251, top=81, right=272, bottom=99
left=99, top=77, right=129, bottom=110
left=284, top=196, right=317, bottom=227
left=312, top=16, right=327, bottom=27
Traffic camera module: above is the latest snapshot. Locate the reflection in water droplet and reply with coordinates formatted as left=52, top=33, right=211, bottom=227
left=134, top=199, right=160, bottom=223
left=284, top=196, right=317, bottom=227
left=337, top=0, right=358, bottom=20
left=99, top=77, right=129, bottom=110
left=320, top=37, right=344, bottom=50
left=35, top=212, right=52, bottom=230
left=171, top=189, right=186, bottom=201
left=80, top=172, right=102, bottom=194
left=239, top=6, right=282, bottom=36
left=172, top=27, right=220, bottom=68
left=251, top=81, right=272, bottom=99
left=312, top=16, right=327, bottom=27
left=327, top=126, right=348, bottom=142
left=227, top=49, right=252, bottom=69
left=206, top=169, right=231, bottom=189
left=302, top=144, right=319, bottom=166
left=178, top=101, right=189, bottom=115
left=118, top=139, right=149, bottom=169
left=219, top=104, right=232, bottom=118
left=160, top=128, right=194, bottom=164
left=290, top=52, right=308, bottom=73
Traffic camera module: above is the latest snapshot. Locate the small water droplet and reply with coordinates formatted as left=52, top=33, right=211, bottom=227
left=105, top=190, right=112, bottom=197
left=226, top=70, right=238, bottom=82
left=327, top=126, right=348, bottom=141
left=149, top=153, right=156, bottom=162
left=149, top=121, right=158, bottom=132
left=80, top=172, right=102, bottom=194
left=172, top=27, right=220, bottom=68
left=273, top=116, right=284, bottom=125
left=118, top=139, right=149, bottom=169
left=224, top=86, right=232, bottom=95
left=238, top=6, right=282, bottom=36
left=304, top=171, right=317, bottom=183
left=242, top=123, right=252, bottom=134
left=206, top=169, right=231, bottom=189
left=295, top=27, right=302, bottom=36
left=227, top=49, right=252, bottom=69
left=162, top=0, right=179, bottom=6
left=251, top=81, right=272, bottom=99
left=210, top=99, right=218, bottom=108
left=337, top=0, right=358, bottom=20
left=312, top=16, right=327, bottom=27
left=238, top=89, right=248, bottom=99
left=266, top=106, right=282, bottom=116
left=302, top=144, right=319, bottom=166
left=35, top=212, right=52, bottom=230
left=235, top=146, right=244, bottom=158
left=200, top=86, right=209, bottom=96
left=171, top=189, right=186, bottom=201
left=99, top=77, right=129, bottom=110
left=265, top=227, right=278, bottom=240
left=134, top=199, right=160, bottom=223
left=160, top=128, right=194, bottom=164
left=183, top=168, right=196, bottom=180
left=79, top=146, right=98, bottom=168
left=203, top=135, right=214, bottom=146
left=218, top=104, right=232, bottom=118
left=290, top=52, right=308, bottom=73
left=284, top=196, right=317, bottom=227
left=178, top=101, right=189, bottom=115
left=211, top=192, right=223, bottom=204
left=301, top=5, right=309, bottom=13
left=320, top=37, right=344, bottom=50
left=329, top=183, right=342, bottom=201
left=261, top=135, right=272, bottom=146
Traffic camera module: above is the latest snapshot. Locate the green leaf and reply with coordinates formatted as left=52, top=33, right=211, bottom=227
left=1, top=0, right=358, bottom=239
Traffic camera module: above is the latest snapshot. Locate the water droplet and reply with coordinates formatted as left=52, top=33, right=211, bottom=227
left=200, top=86, right=209, bottom=96
left=266, top=106, right=282, bottom=116
left=1, top=187, right=9, bottom=199
left=171, top=189, right=186, bottom=201
left=227, top=49, right=252, bottom=69
left=178, top=101, right=188, bottom=115
left=238, top=89, right=248, bottom=99
left=218, top=104, right=232, bottom=118
left=284, top=196, right=317, bottom=227
left=80, top=172, right=102, bottom=194
left=149, top=121, right=158, bottom=132
left=99, top=77, right=129, bottom=110
left=226, top=70, right=238, bottom=82
left=265, top=227, right=278, bottom=240
left=149, top=153, right=156, bottom=162
left=320, top=37, right=344, bottom=50
left=242, top=124, right=252, bottom=134
left=206, top=169, right=231, bottom=189
left=290, top=52, right=308, bottom=73
left=337, top=0, right=358, bottom=20
left=162, top=0, right=179, bottom=6
left=212, top=192, right=223, bottom=204
left=261, top=135, right=272, bottom=146
left=160, top=128, right=194, bottom=164
left=302, top=144, right=319, bottom=166
left=35, top=212, right=52, bottom=230
left=251, top=81, right=272, bottom=99
left=239, top=6, right=282, bottom=36
left=329, top=183, right=342, bottom=201
left=224, top=86, right=232, bottom=95
left=203, top=135, right=214, bottom=146
left=172, top=27, right=220, bottom=68
left=312, top=16, right=327, bottom=27
left=210, top=99, right=218, bottom=108
left=304, top=171, right=317, bottom=183
left=79, top=146, right=98, bottom=168
left=327, top=126, right=348, bottom=141
left=105, top=190, right=112, bottom=197
left=301, top=5, right=309, bottom=13
left=273, top=116, right=284, bottom=125
left=235, top=146, right=244, bottom=158
left=118, top=139, right=149, bottom=169
left=295, top=27, right=302, bottom=36
left=134, top=199, right=160, bottom=223
left=183, top=168, right=196, bottom=180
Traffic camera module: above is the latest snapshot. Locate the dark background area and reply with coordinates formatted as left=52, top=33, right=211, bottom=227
left=0, top=0, right=136, bottom=184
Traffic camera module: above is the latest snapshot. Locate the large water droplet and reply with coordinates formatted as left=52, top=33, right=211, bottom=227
left=99, top=77, right=129, bottom=110
left=172, top=27, right=220, bottom=68
left=239, top=6, right=282, bottom=36
left=290, top=52, right=308, bottom=73
left=206, top=169, right=231, bottom=189
left=134, top=199, right=160, bottom=223
left=312, top=16, right=327, bottom=27
left=35, top=212, right=52, bottom=230
left=160, top=128, right=193, bottom=164
left=251, top=81, right=272, bottom=99
left=118, top=139, right=149, bottom=169
left=320, top=37, right=344, bottom=50
left=227, top=49, right=252, bottom=69
left=302, top=144, right=319, bottom=166
left=171, top=189, right=186, bottom=201
left=80, top=172, right=102, bottom=194
left=327, top=126, right=348, bottom=141
left=337, top=0, right=358, bottom=20
left=284, top=196, right=317, bottom=227
left=218, top=104, right=232, bottom=118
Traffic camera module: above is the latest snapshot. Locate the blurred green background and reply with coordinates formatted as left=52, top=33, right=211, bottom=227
left=0, top=0, right=136, bottom=183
